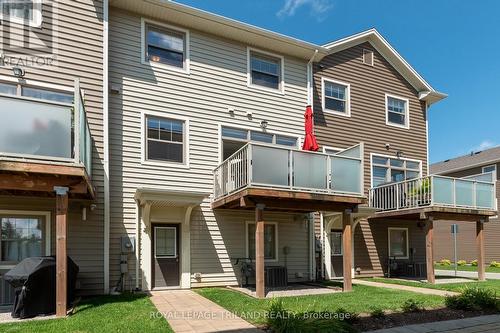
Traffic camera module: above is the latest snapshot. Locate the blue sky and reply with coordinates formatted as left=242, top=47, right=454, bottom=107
left=176, top=0, right=500, bottom=163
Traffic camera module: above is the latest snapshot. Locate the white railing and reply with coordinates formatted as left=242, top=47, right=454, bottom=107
left=0, top=79, right=92, bottom=177
left=369, top=174, right=496, bottom=212
left=213, top=142, right=364, bottom=200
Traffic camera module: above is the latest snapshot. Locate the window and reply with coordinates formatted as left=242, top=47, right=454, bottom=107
left=371, top=154, right=421, bottom=187
left=248, top=48, right=283, bottom=91
left=143, top=20, right=188, bottom=71
left=155, top=227, right=177, bottom=258
left=386, top=95, right=409, bottom=128
left=363, top=49, right=374, bottom=66
left=322, top=78, right=350, bottom=116
left=482, top=165, right=497, bottom=179
left=1, top=215, right=45, bottom=262
left=145, top=115, right=186, bottom=164
left=331, top=231, right=342, bottom=256
left=388, top=228, right=408, bottom=259
left=247, top=222, right=277, bottom=261
left=0, top=81, right=73, bottom=104
left=0, top=0, right=42, bottom=27
left=221, top=126, right=297, bottom=160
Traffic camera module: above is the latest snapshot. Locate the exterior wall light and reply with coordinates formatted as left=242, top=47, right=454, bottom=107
left=12, top=66, right=25, bottom=78
left=260, top=120, right=268, bottom=129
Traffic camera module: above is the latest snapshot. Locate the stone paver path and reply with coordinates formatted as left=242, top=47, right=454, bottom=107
left=353, top=279, right=459, bottom=297
left=366, top=314, right=500, bottom=332
left=436, top=269, right=500, bottom=280
left=150, top=290, right=262, bottom=333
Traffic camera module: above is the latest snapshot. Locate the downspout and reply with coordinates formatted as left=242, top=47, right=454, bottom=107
left=103, top=0, right=110, bottom=294
left=425, top=101, right=430, bottom=176
left=307, top=49, right=318, bottom=106
left=135, top=199, right=141, bottom=290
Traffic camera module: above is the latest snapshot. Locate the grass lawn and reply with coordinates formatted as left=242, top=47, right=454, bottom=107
left=0, top=293, right=171, bottom=333
left=195, top=283, right=444, bottom=328
left=368, top=277, right=500, bottom=294
left=435, top=263, right=500, bottom=273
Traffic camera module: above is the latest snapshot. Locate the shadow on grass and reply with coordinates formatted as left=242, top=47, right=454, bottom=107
left=73, top=292, right=150, bottom=315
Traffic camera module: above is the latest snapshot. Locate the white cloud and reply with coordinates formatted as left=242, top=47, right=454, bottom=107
left=277, top=0, right=333, bottom=20
left=470, top=140, right=497, bottom=153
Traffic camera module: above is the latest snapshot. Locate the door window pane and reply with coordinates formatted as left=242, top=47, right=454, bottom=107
left=0, top=82, right=17, bottom=95
left=247, top=223, right=277, bottom=260
left=1, top=217, right=43, bottom=262
left=389, top=228, right=408, bottom=258
left=331, top=232, right=342, bottom=255
left=155, top=227, right=176, bottom=257
left=250, top=131, right=273, bottom=143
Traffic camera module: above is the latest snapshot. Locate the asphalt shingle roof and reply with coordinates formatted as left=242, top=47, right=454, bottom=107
left=430, top=146, right=500, bottom=174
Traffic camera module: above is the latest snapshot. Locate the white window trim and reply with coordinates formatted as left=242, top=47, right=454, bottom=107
left=388, top=227, right=409, bottom=260
left=321, top=77, right=351, bottom=117
left=140, top=18, right=190, bottom=74
left=247, top=47, right=285, bottom=95
left=140, top=111, right=190, bottom=169
left=362, top=49, right=374, bottom=66
left=330, top=231, right=343, bottom=256
left=154, top=226, right=177, bottom=259
left=385, top=93, right=410, bottom=129
left=482, top=164, right=497, bottom=179
left=0, top=210, right=51, bottom=268
left=245, top=221, right=279, bottom=263
left=0, top=0, right=42, bottom=28
left=218, top=123, right=301, bottom=164
left=370, top=152, right=423, bottom=188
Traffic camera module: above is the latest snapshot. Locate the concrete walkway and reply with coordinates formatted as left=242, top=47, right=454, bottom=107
left=353, top=279, right=459, bottom=297
left=366, top=314, right=500, bottom=332
left=150, top=290, right=261, bottom=333
left=436, top=269, right=500, bottom=280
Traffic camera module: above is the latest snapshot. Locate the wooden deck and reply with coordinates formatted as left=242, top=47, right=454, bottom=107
left=369, top=205, right=495, bottom=222
left=212, top=187, right=366, bottom=212
left=0, top=160, right=95, bottom=200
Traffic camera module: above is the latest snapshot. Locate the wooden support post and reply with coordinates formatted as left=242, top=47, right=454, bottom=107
left=342, top=210, right=352, bottom=292
left=476, top=220, right=486, bottom=281
left=255, top=204, right=265, bottom=298
left=425, top=218, right=435, bottom=284
left=55, top=186, right=69, bottom=317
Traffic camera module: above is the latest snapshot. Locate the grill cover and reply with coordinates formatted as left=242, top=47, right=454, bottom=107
left=4, top=256, right=79, bottom=319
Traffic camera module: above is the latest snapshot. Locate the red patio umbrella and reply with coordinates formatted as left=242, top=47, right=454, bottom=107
left=301, top=105, right=319, bottom=151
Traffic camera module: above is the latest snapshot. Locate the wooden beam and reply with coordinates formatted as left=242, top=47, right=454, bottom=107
left=55, top=186, right=69, bottom=317
left=425, top=218, right=435, bottom=284
left=0, top=173, right=88, bottom=194
left=476, top=220, right=486, bottom=281
left=0, top=160, right=86, bottom=177
left=255, top=204, right=265, bottom=299
left=342, top=210, right=352, bottom=292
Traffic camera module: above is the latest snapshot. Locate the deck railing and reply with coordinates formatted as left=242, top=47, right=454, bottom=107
left=213, top=142, right=364, bottom=200
left=369, top=174, right=496, bottom=212
left=0, top=79, right=92, bottom=176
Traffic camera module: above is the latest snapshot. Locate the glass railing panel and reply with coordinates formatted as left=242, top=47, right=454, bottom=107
left=463, top=172, right=494, bottom=182
left=476, top=182, right=495, bottom=209
left=455, top=180, right=474, bottom=207
left=335, top=144, right=361, bottom=159
left=432, top=177, right=454, bottom=205
left=0, top=96, right=72, bottom=159
left=331, top=157, right=361, bottom=194
left=293, top=151, right=327, bottom=190
left=77, top=92, right=92, bottom=175
left=251, top=145, right=289, bottom=187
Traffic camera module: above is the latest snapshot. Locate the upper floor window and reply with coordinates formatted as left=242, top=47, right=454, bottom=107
left=143, top=20, right=189, bottom=72
left=322, top=78, right=350, bottom=117
left=144, top=114, right=188, bottom=165
left=0, top=0, right=42, bottom=27
left=0, top=81, right=72, bottom=104
left=248, top=48, right=283, bottom=92
left=386, top=94, right=409, bottom=128
left=371, top=154, right=421, bottom=187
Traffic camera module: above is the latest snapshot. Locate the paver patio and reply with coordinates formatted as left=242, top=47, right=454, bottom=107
left=150, top=290, right=262, bottom=333
left=366, top=314, right=500, bottom=332
left=353, top=279, right=459, bottom=297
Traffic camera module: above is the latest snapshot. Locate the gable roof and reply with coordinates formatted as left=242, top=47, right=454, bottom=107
left=430, top=146, right=500, bottom=175
left=323, top=29, right=447, bottom=106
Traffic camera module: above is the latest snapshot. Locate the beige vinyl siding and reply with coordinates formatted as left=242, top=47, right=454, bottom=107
left=434, top=163, right=500, bottom=263
left=0, top=1, right=104, bottom=294
left=313, top=42, right=428, bottom=195
left=108, top=8, right=309, bottom=288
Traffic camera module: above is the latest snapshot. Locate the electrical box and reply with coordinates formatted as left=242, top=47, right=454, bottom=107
left=121, top=236, right=135, bottom=254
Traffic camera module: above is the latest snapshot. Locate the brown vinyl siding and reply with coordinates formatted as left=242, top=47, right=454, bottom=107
left=0, top=1, right=104, bottom=294
left=434, top=163, right=500, bottom=263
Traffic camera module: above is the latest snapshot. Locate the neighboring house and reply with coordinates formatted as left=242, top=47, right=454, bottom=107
left=0, top=0, right=496, bottom=316
left=430, top=147, right=500, bottom=263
